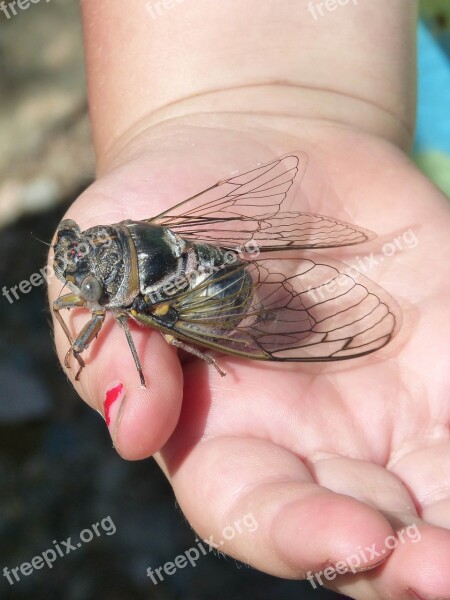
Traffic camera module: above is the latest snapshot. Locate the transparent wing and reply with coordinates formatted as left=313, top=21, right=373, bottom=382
left=148, top=152, right=375, bottom=251
left=165, top=254, right=401, bottom=361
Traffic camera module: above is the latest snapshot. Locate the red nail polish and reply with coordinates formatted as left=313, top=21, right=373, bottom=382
left=104, top=383, right=124, bottom=428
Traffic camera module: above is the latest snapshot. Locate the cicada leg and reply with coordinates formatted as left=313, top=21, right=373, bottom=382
left=53, top=293, right=87, bottom=369
left=68, top=310, right=106, bottom=380
left=163, top=334, right=226, bottom=377
left=129, top=309, right=227, bottom=378
left=116, top=314, right=146, bottom=388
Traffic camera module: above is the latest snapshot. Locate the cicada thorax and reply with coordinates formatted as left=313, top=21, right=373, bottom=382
left=126, top=221, right=186, bottom=297
left=83, top=225, right=128, bottom=304
left=87, top=220, right=188, bottom=308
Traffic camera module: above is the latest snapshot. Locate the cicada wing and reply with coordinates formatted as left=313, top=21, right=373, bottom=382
left=167, top=253, right=401, bottom=361
left=147, top=152, right=375, bottom=251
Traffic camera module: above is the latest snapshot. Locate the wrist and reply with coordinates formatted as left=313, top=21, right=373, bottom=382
left=96, top=87, right=413, bottom=176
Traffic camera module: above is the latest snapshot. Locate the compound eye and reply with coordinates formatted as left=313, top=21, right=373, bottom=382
left=80, top=275, right=102, bottom=302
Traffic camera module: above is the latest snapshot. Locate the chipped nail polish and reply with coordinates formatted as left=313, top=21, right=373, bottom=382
left=103, top=382, right=125, bottom=435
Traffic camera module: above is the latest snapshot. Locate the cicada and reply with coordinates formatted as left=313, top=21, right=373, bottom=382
left=52, top=152, right=400, bottom=386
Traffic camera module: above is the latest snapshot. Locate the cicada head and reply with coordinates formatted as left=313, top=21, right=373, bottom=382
left=52, top=220, right=126, bottom=306
left=53, top=219, right=83, bottom=282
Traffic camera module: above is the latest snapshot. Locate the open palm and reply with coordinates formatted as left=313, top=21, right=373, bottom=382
left=49, top=124, right=450, bottom=599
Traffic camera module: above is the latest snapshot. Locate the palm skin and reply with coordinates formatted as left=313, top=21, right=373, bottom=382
left=49, top=121, right=450, bottom=600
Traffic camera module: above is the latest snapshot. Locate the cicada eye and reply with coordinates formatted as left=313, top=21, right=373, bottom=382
left=80, top=275, right=103, bottom=302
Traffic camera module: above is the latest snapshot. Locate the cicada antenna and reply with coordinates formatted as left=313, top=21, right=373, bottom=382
left=30, top=232, right=52, bottom=247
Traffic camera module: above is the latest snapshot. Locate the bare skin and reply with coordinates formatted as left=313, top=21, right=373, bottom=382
left=48, top=1, right=450, bottom=598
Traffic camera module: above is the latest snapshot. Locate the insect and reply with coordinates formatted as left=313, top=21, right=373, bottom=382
left=52, top=152, right=401, bottom=386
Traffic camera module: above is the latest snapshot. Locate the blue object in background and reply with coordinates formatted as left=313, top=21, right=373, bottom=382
left=414, top=21, right=450, bottom=197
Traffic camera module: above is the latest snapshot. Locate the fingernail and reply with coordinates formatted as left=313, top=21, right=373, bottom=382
left=103, top=382, right=125, bottom=444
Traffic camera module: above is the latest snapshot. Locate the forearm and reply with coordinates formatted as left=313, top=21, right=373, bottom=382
left=82, top=0, right=418, bottom=166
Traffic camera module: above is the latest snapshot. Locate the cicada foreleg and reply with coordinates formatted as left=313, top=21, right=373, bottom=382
left=53, top=293, right=87, bottom=369
left=69, top=310, right=106, bottom=380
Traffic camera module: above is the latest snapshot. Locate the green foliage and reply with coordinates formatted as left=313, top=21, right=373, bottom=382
left=420, top=0, right=450, bottom=29
left=414, top=152, right=450, bottom=199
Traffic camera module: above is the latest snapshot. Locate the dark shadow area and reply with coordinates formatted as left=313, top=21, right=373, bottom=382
left=0, top=199, right=345, bottom=599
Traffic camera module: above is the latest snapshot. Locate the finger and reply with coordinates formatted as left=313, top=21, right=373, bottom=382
left=48, top=182, right=186, bottom=460
left=158, top=436, right=395, bottom=579
left=51, top=303, right=183, bottom=459
left=310, top=456, right=419, bottom=520
left=337, top=524, right=450, bottom=600
left=310, top=453, right=450, bottom=598
left=389, top=443, right=450, bottom=529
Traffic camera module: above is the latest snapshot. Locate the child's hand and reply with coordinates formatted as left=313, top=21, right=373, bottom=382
left=48, top=1, right=450, bottom=597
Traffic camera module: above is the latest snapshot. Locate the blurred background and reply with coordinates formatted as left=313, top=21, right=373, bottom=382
left=0, top=1, right=449, bottom=599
